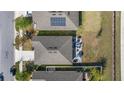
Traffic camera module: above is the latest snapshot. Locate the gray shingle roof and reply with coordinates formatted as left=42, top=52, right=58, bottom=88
left=32, top=71, right=82, bottom=81
left=32, top=36, right=73, bottom=65
left=32, top=11, right=79, bottom=30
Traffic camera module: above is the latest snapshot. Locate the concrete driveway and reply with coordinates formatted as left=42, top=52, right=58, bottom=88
left=0, top=11, right=14, bottom=81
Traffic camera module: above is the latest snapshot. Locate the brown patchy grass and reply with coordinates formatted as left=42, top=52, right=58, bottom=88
left=23, top=39, right=32, bottom=50
left=77, top=11, right=113, bottom=80
left=82, top=32, right=100, bottom=62
left=98, top=12, right=113, bottom=80
left=82, top=12, right=102, bottom=32
left=77, top=12, right=102, bottom=62
left=115, top=12, right=121, bottom=80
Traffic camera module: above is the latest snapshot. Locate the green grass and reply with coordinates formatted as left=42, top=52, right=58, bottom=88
left=37, top=31, right=76, bottom=36
left=115, top=11, right=121, bottom=80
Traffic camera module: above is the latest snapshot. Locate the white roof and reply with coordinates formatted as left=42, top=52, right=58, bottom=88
left=15, top=49, right=34, bottom=62
left=14, top=11, right=27, bottom=18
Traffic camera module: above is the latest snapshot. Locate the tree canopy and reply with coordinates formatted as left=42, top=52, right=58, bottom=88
left=15, top=16, right=32, bottom=31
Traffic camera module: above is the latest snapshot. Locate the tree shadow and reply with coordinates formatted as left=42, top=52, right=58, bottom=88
left=73, top=57, right=107, bottom=68
left=96, top=27, right=102, bottom=38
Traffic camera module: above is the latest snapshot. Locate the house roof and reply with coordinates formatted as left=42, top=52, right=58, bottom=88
left=32, top=71, right=82, bottom=81
left=32, top=11, right=79, bottom=30
left=32, top=36, right=73, bottom=65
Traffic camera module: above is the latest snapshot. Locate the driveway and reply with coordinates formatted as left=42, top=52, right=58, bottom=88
left=0, top=11, right=14, bottom=81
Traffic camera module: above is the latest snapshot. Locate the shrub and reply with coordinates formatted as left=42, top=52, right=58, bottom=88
left=25, top=62, right=35, bottom=74
left=36, top=65, right=46, bottom=71
left=37, top=31, right=76, bottom=36
left=14, top=34, right=32, bottom=50
left=14, top=35, right=22, bottom=49
left=16, top=71, right=31, bottom=81
left=15, top=61, right=34, bottom=81
left=89, top=68, right=102, bottom=81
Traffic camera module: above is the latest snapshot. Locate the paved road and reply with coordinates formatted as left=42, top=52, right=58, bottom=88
left=121, top=12, right=124, bottom=81
left=0, top=11, right=14, bottom=81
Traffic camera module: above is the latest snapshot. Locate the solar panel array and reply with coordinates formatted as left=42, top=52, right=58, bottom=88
left=51, top=17, right=66, bottom=26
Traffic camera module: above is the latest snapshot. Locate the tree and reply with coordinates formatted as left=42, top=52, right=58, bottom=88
left=15, top=61, right=32, bottom=81
left=15, top=16, right=32, bottom=31
left=25, top=62, right=35, bottom=74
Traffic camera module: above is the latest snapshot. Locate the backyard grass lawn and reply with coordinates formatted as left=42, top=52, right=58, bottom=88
left=98, top=12, right=113, bottom=80
left=81, top=12, right=101, bottom=32
left=115, top=12, right=121, bottom=80
left=82, top=32, right=100, bottom=62
left=77, top=12, right=102, bottom=62
left=77, top=11, right=113, bottom=80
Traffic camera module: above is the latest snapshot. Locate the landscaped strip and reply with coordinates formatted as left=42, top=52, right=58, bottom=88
left=37, top=31, right=76, bottom=36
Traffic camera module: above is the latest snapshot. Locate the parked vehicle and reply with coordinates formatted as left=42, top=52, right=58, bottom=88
left=73, top=36, right=83, bottom=63
left=0, top=72, right=4, bottom=81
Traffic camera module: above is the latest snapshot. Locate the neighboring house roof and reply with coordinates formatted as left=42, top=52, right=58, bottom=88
left=32, top=11, right=79, bottom=30
left=32, top=36, right=73, bottom=65
left=32, top=71, right=82, bottom=81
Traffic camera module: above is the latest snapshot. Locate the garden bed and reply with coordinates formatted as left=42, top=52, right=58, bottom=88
left=14, top=35, right=33, bottom=51
left=15, top=61, right=34, bottom=81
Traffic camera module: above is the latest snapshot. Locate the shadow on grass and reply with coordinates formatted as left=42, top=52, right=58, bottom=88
left=73, top=57, right=107, bottom=68
left=96, top=27, right=103, bottom=38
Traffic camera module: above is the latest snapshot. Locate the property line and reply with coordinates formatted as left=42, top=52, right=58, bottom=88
left=112, top=11, right=116, bottom=81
